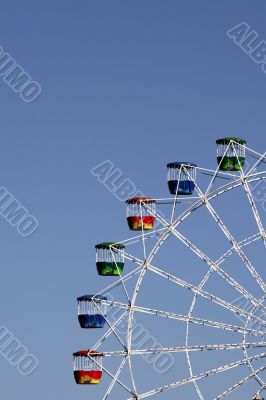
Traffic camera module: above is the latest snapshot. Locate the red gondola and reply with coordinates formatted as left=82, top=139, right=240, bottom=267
left=126, top=197, right=156, bottom=231
left=73, top=350, right=103, bottom=384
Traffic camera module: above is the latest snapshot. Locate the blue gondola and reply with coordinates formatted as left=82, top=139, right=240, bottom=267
left=167, top=162, right=197, bottom=195
left=77, top=295, right=108, bottom=328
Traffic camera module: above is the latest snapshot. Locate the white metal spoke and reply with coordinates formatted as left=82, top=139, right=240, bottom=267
left=180, top=164, right=266, bottom=295
left=253, top=383, right=266, bottom=398
left=122, top=249, right=144, bottom=266
left=96, top=265, right=143, bottom=297
left=232, top=144, right=266, bottom=247
left=148, top=264, right=266, bottom=327
left=196, top=166, right=239, bottom=181
left=88, top=353, right=136, bottom=397
left=102, top=342, right=266, bottom=357
left=143, top=203, right=266, bottom=317
left=246, top=151, right=266, bottom=176
left=244, top=144, right=266, bottom=165
left=204, top=141, right=232, bottom=195
left=124, top=232, right=266, bottom=318
left=191, top=176, right=266, bottom=293
left=214, top=364, right=266, bottom=399
left=103, top=292, right=266, bottom=336
left=110, top=249, right=131, bottom=303
left=241, top=294, right=266, bottom=389
left=241, top=172, right=266, bottom=243
left=102, top=357, right=128, bottom=400
left=93, top=300, right=128, bottom=351
left=215, top=233, right=261, bottom=265
left=93, top=311, right=129, bottom=352
left=147, top=205, right=266, bottom=318
left=102, top=299, right=266, bottom=338
left=103, top=256, right=266, bottom=332
left=205, top=199, right=266, bottom=293
left=134, top=305, right=266, bottom=337
left=125, top=352, right=266, bottom=399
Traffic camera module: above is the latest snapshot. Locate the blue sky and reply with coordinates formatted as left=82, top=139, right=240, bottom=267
left=1, top=1, right=266, bottom=399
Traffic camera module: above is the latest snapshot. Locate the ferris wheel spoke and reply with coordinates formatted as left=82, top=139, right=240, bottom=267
left=125, top=351, right=266, bottom=400
left=141, top=205, right=266, bottom=318
left=118, top=227, right=167, bottom=247
left=207, top=211, right=264, bottom=294
left=102, top=357, right=128, bottom=400
left=96, top=265, right=143, bottom=297
left=232, top=144, right=266, bottom=247
left=122, top=249, right=146, bottom=267
left=142, top=193, right=208, bottom=267
left=134, top=304, right=266, bottom=337
left=206, top=200, right=266, bottom=294
left=164, top=172, right=266, bottom=259
left=245, top=145, right=266, bottom=167
left=214, top=237, right=266, bottom=318
left=241, top=177, right=266, bottom=246
left=187, top=164, right=265, bottom=255
left=102, top=342, right=266, bottom=357
left=246, top=150, right=266, bottom=177
left=201, top=142, right=235, bottom=196
left=93, top=300, right=128, bottom=351
left=148, top=263, right=266, bottom=327
left=215, top=233, right=261, bottom=266
left=88, top=354, right=136, bottom=397
left=92, top=311, right=129, bottom=352
left=197, top=166, right=240, bottom=181
left=110, top=250, right=131, bottom=303
left=157, top=208, right=266, bottom=317
left=103, top=273, right=266, bottom=331
left=188, top=169, right=266, bottom=294
left=187, top=158, right=266, bottom=245
left=253, top=383, right=266, bottom=398
left=103, top=299, right=266, bottom=338
left=214, top=364, right=266, bottom=399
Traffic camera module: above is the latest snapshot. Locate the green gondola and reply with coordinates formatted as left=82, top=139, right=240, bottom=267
left=95, top=242, right=125, bottom=276
left=216, top=137, right=246, bottom=171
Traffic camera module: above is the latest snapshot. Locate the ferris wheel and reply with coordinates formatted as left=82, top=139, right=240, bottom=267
left=73, top=138, right=266, bottom=400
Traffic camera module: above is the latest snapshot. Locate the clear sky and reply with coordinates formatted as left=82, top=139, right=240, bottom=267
left=1, top=1, right=266, bottom=399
